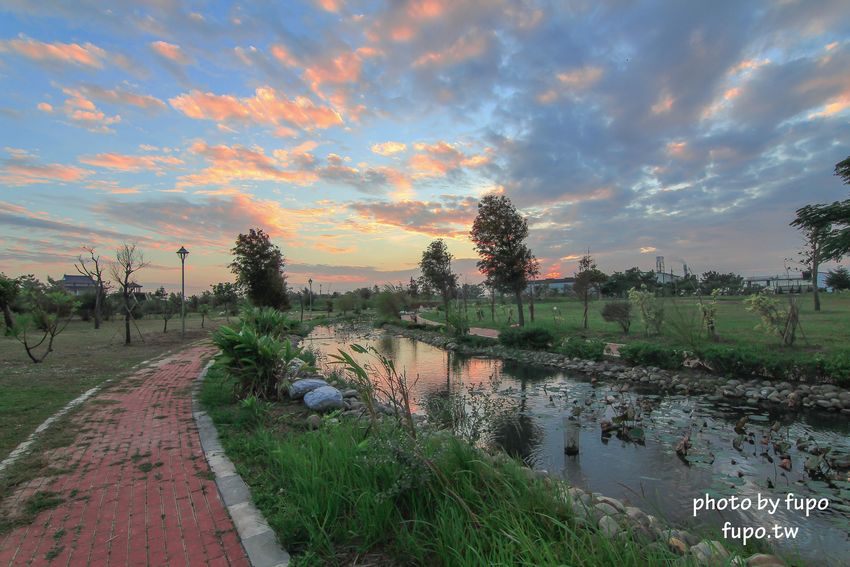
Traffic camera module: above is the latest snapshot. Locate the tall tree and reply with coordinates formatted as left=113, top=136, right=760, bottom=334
left=75, top=246, right=109, bottom=329
left=419, top=239, right=458, bottom=324
left=0, top=272, right=20, bottom=332
left=211, top=282, right=240, bottom=320
left=110, top=243, right=149, bottom=345
left=229, top=228, right=290, bottom=310
left=789, top=157, right=850, bottom=303
left=573, top=252, right=608, bottom=329
left=470, top=194, right=539, bottom=327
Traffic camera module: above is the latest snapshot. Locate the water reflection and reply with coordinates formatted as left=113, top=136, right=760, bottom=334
left=305, top=325, right=850, bottom=564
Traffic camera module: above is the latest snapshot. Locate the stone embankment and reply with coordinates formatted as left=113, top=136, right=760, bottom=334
left=387, top=325, right=850, bottom=419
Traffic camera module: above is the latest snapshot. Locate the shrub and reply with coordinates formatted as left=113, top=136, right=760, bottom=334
left=601, top=301, right=631, bottom=333
left=213, top=324, right=296, bottom=398
left=628, top=286, right=664, bottom=335
left=557, top=337, right=606, bottom=361
left=498, top=326, right=554, bottom=350
left=446, top=311, right=470, bottom=338
left=743, top=292, right=798, bottom=347
left=455, top=334, right=498, bottom=348
left=619, top=342, right=683, bottom=370
left=822, top=351, right=850, bottom=384
left=374, top=291, right=406, bottom=320
left=240, top=305, right=294, bottom=339
left=694, top=344, right=765, bottom=377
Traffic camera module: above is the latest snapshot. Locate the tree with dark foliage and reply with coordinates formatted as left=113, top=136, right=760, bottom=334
left=470, top=194, right=539, bottom=327
left=419, top=239, right=458, bottom=324
left=229, top=228, right=290, bottom=310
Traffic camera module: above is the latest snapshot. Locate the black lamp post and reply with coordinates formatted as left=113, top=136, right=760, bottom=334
left=177, top=246, right=189, bottom=337
left=308, top=278, right=313, bottom=316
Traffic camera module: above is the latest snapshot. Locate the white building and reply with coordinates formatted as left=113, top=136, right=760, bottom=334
left=744, top=274, right=813, bottom=293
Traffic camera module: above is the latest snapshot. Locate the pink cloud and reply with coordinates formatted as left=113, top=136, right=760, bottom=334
left=60, top=89, right=121, bottom=133
left=150, top=41, right=192, bottom=65
left=315, top=0, right=344, bottom=13
left=72, top=85, right=166, bottom=111
left=37, top=102, right=53, bottom=112
left=179, top=142, right=319, bottom=187
left=169, top=87, right=343, bottom=131
left=371, top=141, right=407, bottom=156
left=0, top=36, right=107, bottom=68
left=1, top=148, right=91, bottom=186
left=410, top=141, right=490, bottom=177
left=349, top=196, right=477, bottom=237
left=270, top=45, right=299, bottom=67
left=413, top=30, right=489, bottom=67
left=79, top=152, right=184, bottom=173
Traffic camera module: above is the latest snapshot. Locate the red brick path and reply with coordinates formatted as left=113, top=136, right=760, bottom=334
left=0, top=346, right=249, bottom=567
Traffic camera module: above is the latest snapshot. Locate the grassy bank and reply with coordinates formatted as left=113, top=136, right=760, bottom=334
left=202, top=366, right=713, bottom=566
left=0, top=314, right=217, bottom=461
left=421, top=293, right=850, bottom=353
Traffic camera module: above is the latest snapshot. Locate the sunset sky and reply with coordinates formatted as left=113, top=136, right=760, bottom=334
left=1, top=0, right=849, bottom=294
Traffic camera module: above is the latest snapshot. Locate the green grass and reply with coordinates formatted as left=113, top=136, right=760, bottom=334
left=201, top=366, right=732, bottom=566
left=0, top=313, right=219, bottom=461
left=422, top=293, right=850, bottom=353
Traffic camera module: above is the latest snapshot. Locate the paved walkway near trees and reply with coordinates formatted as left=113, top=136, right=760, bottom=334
left=0, top=346, right=249, bottom=567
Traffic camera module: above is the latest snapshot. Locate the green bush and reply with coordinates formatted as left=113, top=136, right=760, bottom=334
left=601, top=301, right=631, bottom=333
left=822, top=351, right=850, bottom=384
left=455, top=334, right=498, bottom=348
left=498, top=326, right=554, bottom=350
left=557, top=337, right=606, bottom=361
left=213, top=324, right=293, bottom=398
left=374, top=291, right=406, bottom=320
left=240, top=305, right=296, bottom=339
left=694, top=344, right=764, bottom=377
left=446, top=312, right=469, bottom=338
left=619, top=342, right=683, bottom=370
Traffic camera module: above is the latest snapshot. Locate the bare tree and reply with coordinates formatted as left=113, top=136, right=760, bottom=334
left=110, top=243, right=149, bottom=345
left=75, top=246, right=110, bottom=329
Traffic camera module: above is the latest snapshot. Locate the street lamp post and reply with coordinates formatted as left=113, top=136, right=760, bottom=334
left=308, top=278, right=313, bottom=317
left=177, top=246, right=189, bottom=337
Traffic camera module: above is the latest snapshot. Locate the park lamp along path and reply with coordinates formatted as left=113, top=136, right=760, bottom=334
left=177, top=246, right=189, bottom=338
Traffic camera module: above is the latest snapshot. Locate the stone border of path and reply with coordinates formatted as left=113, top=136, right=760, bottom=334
left=192, top=360, right=291, bottom=567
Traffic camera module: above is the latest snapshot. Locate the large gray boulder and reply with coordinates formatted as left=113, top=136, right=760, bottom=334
left=288, top=378, right=329, bottom=399
left=304, top=386, right=344, bottom=412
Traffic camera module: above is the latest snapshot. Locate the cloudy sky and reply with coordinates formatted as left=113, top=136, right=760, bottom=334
left=1, top=0, right=849, bottom=293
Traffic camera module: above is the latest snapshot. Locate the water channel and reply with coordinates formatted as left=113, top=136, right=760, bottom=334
left=304, top=323, right=850, bottom=565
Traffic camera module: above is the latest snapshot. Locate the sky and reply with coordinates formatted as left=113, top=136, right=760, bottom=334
left=1, top=0, right=849, bottom=294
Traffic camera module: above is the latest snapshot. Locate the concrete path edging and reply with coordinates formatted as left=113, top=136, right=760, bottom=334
left=192, top=360, right=291, bottom=567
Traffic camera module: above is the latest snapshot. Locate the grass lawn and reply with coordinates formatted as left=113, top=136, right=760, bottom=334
left=422, top=293, right=850, bottom=353
left=0, top=313, right=220, bottom=462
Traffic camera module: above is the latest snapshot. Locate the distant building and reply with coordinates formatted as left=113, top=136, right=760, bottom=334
left=60, top=274, right=97, bottom=296
left=528, top=277, right=576, bottom=294
left=654, top=271, right=683, bottom=285
left=744, top=274, right=813, bottom=293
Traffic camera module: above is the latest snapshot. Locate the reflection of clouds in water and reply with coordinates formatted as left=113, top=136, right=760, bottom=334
left=306, top=324, right=850, bottom=563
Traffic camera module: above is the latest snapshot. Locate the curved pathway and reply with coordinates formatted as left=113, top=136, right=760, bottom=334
left=0, top=346, right=249, bottom=567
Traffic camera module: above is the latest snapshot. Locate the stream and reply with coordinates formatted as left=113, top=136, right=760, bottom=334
left=304, top=323, right=850, bottom=565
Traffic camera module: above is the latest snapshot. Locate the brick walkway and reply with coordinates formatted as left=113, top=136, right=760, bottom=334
left=0, top=346, right=249, bottom=567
